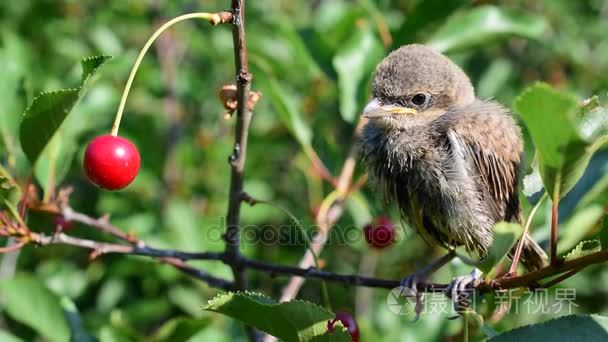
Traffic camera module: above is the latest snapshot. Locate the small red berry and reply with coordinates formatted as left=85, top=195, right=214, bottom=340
left=327, top=311, right=359, bottom=342
left=83, top=135, right=140, bottom=190
left=364, top=216, right=396, bottom=249
left=53, top=215, right=74, bottom=231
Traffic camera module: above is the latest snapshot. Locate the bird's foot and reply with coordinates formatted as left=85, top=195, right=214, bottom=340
left=399, top=272, right=427, bottom=321
left=445, top=268, right=483, bottom=318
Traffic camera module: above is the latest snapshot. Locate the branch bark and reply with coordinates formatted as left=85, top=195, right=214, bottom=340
left=224, top=0, right=252, bottom=292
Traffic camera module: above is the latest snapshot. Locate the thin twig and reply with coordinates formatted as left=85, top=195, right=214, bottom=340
left=62, top=207, right=138, bottom=244
left=279, top=119, right=365, bottom=302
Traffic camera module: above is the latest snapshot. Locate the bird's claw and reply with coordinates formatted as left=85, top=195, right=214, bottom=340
left=399, top=273, right=426, bottom=321
left=445, top=269, right=483, bottom=318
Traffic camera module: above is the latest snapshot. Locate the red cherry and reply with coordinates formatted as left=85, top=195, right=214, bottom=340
left=327, top=311, right=360, bottom=342
left=364, top=216, right=396, bottom=249
left=53, top=215, right=74, bottom=231
left=83, top=135, right=140, bottom=190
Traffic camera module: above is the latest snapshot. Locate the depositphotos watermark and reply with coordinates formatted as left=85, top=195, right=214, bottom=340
left=386, top=287, right=579, bottom=316
left=198, top=216, right=406, bottom=247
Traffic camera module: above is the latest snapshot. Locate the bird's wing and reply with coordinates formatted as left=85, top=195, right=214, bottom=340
left=433, top=101, right=523, bottom=221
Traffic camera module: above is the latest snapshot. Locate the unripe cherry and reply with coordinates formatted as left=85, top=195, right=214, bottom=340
left=53, top=215, right=74, bottom=231
left=83, top=135, right=140, bottom=190
left=327, top=311, right=360, bottom=342
left=363, top=216, right=396, bottom=249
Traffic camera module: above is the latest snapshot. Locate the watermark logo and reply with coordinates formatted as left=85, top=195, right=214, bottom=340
left=386, top=286, right=416, bottom=315
left=386, top=287, right=579, bottom=316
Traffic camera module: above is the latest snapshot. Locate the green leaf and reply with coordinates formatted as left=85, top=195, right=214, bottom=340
left=476, top=58, right=513, bottom=99
left=61, top=297, right=95, bottom=342
left=490, top=314, right=608, bottom=341
left=149, top=317, right=211, bottom=342
left=34, top=131, right=77, bottom=197
left=81, top=55, right=112, bottom=85
left=204, top=292, right=350, bottom=342
left=558, top=205, right=604, bottom=254
left=0, top=274, right=70, bottom=342
left=515, top=83, right=607, bottom=200
left=564, top=239, right=601, bottom=261
left=392, top=0, right=470, bottom=48
left=0, top=164, right=20, bottom=205
left=477, top=222, right=523, bottom=275
left=333, top=25, right=384, bottom=122
left=257, top=76, right=313, bottom=147
left=0, top=331, right=23, bottom=342
left=19, top=55, right=111, bottom=165
left=427, top=6, right=547, bottom=53
left=0, top=33, right=29, bottom=161
left=19, top=89, right=80, bottom=164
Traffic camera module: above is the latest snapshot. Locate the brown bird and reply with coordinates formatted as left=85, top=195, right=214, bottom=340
left=359, top=44, right=548, bottom=306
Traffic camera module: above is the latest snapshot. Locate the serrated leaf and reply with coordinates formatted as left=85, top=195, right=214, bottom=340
left=515, top=83, right=608, bottom=200
left=19, top=55, right=111, bottom=165
left=310, top=328, right=352, bottom=342
left=564, top=239, right=601, bottom=261
left=204, top=292, right=349, bottom=342
left=333, top=25, right=384, bottom=122
left=558, top=205, right=604, bottom=254
left=0, top=275, right=70, bottom=342
left=477, top=222, right=523, bottom=275
left=427, top=6, right=547, bottom=53
left=19, top=89, right=80, bottom=164
left=491, top=314, right=608, bottom=341
left=258, top=76, right=313, bottom=147
left=81, top=55, right=112, bottom=84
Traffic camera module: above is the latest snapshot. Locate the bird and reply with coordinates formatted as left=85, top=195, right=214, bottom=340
left=358, top=44, right=548, bottom=311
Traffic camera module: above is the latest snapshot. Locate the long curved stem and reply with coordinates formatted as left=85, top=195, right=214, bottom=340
left=508, top=192, right=547, bottom=274
left=111, top=12, right=215, bottom=136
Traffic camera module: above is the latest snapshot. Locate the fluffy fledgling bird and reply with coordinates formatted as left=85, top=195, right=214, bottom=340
left=359, top=45, right=547, bottom=296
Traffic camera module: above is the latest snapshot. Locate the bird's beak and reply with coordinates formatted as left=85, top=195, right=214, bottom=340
left=361, top=98, right=418, bottom=118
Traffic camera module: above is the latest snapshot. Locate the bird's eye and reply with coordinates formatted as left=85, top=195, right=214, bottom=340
left=410, top=93, right=430, bottom=107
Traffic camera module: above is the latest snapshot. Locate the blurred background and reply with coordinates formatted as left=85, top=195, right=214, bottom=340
left=1, top=0, right=608, bottom=341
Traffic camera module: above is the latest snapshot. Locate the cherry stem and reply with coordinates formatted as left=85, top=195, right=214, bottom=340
left=508, top=192, right=547, bottom=274
left=111, top=12, right=215, bottom=136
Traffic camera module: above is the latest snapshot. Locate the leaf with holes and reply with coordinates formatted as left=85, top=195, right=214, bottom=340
left=564, top=240, right=601, bottom=261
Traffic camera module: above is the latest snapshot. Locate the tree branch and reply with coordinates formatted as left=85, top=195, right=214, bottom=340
left=224, top=0, right=252, bottom=293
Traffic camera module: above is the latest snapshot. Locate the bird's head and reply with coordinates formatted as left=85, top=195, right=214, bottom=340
left=363, top=44, right=475, bottom=129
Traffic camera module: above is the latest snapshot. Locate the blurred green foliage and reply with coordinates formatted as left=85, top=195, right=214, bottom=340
left=1, top=0, right=608, bottom=341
